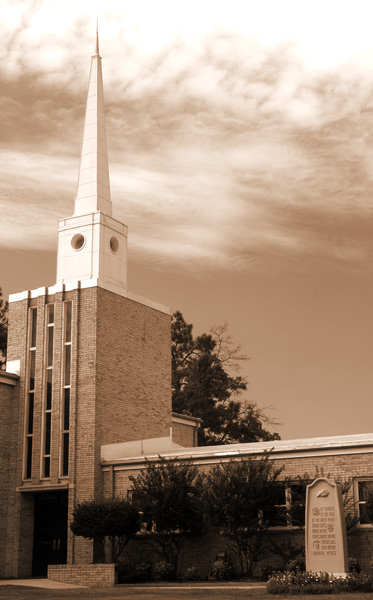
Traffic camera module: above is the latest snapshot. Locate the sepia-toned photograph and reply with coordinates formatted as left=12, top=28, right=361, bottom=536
left=1, top=1, right=373, bottom=597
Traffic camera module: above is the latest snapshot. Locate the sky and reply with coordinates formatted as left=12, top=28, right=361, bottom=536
left=1, top=0, right=373, bottom=440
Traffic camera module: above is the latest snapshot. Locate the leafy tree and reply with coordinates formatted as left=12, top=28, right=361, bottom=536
left=0, top=288, right=8, bottom=370
left=70, top=498, right=140, bottom=563
left=172, top=311, right=280, bottom=445
left=129, top=458, right=204, bottom=578
left=203, top=454, right=284, bottom=577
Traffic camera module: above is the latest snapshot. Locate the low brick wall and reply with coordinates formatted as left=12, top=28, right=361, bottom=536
left=48, top=563, right=117, bottom=587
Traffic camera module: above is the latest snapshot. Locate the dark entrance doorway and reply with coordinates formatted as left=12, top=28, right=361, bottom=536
left=32, top=491, right=68, bottom=576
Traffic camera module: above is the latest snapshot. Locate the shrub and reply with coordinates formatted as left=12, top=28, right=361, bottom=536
left=348, top=557, right=361, bottom=573
left=211, top=563, right=235, bottom=581
left=287, top=555, right=306, bottom=573
left=259, top=565, right=276, bottom=581
left=183, top=566, right=202, bottom=581
left=70, top=498, right=140, bottom=563
left=153, top=560, right=175, bottom=581
left=134, top=562, right=152, bottom=582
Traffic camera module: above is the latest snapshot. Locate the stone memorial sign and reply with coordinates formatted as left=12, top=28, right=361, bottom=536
left=305, top=478, right=348, bottom=575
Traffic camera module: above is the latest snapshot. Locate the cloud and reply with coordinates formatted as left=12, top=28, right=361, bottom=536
left=0, top=9, right=373, bottom=272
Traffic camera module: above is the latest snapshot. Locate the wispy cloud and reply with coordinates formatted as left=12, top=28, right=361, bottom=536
left=0, top=5, right=372, bottom=271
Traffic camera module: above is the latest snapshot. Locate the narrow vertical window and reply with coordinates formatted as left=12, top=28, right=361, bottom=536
left=42, top=304, right=54, bottom=478
left=24, top=307, right=37, bottom=479
left=61, top=301, right=72, bottom=477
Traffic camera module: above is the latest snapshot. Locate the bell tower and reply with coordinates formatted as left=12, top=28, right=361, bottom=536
left=56, top=26, right=127, bottom=295
left=2, top=27, right=172, bottom=579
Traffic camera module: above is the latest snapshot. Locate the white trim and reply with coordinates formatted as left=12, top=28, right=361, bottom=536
left=101, top=433, right=373, bottom=469
left=5, top=360, right=20, bottom=376
left=172, top=415, right=200, bottom=428
left=8, top=280, right=170, bottom=315
left=9, top=290, right=30, bottom=303
left=127, top=291, right=170, bottom=315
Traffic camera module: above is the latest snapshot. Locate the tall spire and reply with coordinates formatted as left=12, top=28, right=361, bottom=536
left=74, top=24, right=112, bottom=216
left=95, top=17, right=99, bottom=56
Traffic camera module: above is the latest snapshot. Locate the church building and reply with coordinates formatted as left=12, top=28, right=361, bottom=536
left=1, top=32, right=373, bottom=585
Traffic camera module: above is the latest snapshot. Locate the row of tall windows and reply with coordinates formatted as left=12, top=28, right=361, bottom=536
left=24, top=301, right=72, bottom=480
left=61, top=301, right=72, bottom=477
left=42, top=304, right=54, bottom=477
left=24, top=307, right=37, bottom=479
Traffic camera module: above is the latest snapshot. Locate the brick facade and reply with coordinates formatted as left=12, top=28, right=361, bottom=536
left=1, top=283, right=172, bottom=578
left=0, top=374, right=18, bottom=578
left=102, top=438, right=373, bottom=576
left=172, top=413, right=201, bottom=447
left=2, top=282, right=373, bottom=583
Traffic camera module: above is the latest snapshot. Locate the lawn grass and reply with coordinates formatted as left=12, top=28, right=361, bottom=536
left=1, top=584, right=373, bottom=600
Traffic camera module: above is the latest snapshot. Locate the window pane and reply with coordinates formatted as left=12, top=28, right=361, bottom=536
left=358, top=481, right=373, bottom=524
left=48, top=304, right=54, bottom=324
left=46, top=369, right=52, bottom=410
left=265, top=485, right=287, bottom=527
left=64, top=388, right=70, bottom=430
left=65, top=302, right=72, bottom=343
left=26, top=437, right=32, bottom=479
left=47, top=327, right=54, bottom=367
left=27, top=393, right=34, bottom=434
left=44, top=456, right=50, bottom=478
left=44, top=412, right=51, bottom=454
left=31, top=308, right=37, bottom=348
left=29, top=350, right=36, bottom=390
left=64, top=345, right=71, bottom=386
left=290, top=483, right=306, bottom=527
left=62, top=433, right=69, bottom=476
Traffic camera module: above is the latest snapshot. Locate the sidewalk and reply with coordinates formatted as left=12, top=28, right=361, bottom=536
left=0, top=578, right=86, bottom=589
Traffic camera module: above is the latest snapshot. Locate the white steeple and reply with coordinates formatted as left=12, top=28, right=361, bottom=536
left=74, top=22, right=112, bottom=216
left=56, top=27, right=128, bottom=295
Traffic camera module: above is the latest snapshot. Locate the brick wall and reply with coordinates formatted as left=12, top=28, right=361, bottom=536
left=95, top=287, right=171, bottom=447
left=2, top=297, right=29, bottom=578
left=172, top=421, right=196, bottom=447
left=72, top=286, right=172, bottom=563
left=0, top=377, right=17, bottom=577
left=48, top=563, right=117, bottom=587
left=107, top=448, right=373, bottom=575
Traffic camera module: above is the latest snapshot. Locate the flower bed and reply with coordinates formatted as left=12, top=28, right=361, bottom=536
left=267, top=571, right=373, bottom=594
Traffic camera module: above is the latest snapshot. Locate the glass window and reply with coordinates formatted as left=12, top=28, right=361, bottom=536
left=44, top=412, right=51, bottom=455
left=65, top=302, right=72, bottom=343
left=29, top=351, right=35, bottom=390
left=44, top=456, right=50, bottom=478
left=24, top=307, right=38, bottom=480
left=26, top=437, right=33, bottom=479
left=357, top=480, right=373, bottom=525
left=60, top=301, right=72, bottom=478
left=27, top=393, right=34, bottom=435
left=31, top=308, right=37, bottom=348
left=47, top=326, right=54, bottom=367
left=64, top=388, right=70, bottom=430
left=62, top=433, right=69, bottom=477
left=64, top=345, right=71, bottom=387
left=42, top=304, right=54, bottom=478
left=265, top=484, right=288, bottom=527
left=48, top=304, right=54, bottom=324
